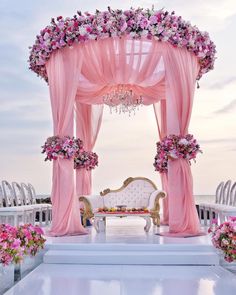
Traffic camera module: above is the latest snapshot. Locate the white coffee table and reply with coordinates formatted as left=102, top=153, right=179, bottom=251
left=93, top=212, right=151, bottom=233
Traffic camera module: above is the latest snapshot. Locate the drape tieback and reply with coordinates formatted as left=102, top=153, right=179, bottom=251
left=153, top=134, right=202, bottom=173
left=42, top=135, right=98, bottom=170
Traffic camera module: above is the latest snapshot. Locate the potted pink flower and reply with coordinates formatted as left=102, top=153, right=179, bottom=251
left=209, top=217, right=236, bottom=273
left=0, top=224, right=24, bottom=293
left=15, top=224, right=46, bottom=279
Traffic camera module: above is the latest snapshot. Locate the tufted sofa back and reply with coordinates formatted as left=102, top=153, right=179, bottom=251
left=103, top=179, right=155, bottom=208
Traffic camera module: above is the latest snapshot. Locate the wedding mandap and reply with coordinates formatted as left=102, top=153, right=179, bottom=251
left=28, top=7, right=216, bottom=237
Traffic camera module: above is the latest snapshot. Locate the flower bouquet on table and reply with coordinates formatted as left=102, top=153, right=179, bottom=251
left=208, top=217, right=236, bottom=263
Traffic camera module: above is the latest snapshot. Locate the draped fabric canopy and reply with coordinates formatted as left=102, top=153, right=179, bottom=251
left=45, top=36, right=203, bottom=236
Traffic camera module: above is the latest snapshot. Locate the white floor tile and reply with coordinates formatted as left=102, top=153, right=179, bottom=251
left=4, top=264, right=236, bottom=295
left=45, top=218, right=211, bottom=247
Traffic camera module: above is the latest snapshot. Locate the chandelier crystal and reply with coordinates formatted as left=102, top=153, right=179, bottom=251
left=103, top=84, right=143, bottom=115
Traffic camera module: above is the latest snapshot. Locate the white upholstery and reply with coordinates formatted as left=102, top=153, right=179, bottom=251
left=83, top=179, right=165, bottom=214
left=147, top=190, right=163, bottom=210
left=103, top=180, right=154, bottom=208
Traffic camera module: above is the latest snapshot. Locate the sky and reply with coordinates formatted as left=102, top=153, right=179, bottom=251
left=0, top=0, right=235, bottom=195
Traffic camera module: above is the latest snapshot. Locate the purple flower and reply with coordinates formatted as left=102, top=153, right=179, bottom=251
left=139, top=17, right=149, bottom=29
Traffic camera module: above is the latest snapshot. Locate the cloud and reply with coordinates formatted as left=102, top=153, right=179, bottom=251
left=200, top=137, right=236, bottom=144
left=208, top=77, right=236, bottom=89
left=214, top=99, right=236, bottom=114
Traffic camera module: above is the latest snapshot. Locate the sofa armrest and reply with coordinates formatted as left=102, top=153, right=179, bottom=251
left=147, top=189, right=166, bottom=210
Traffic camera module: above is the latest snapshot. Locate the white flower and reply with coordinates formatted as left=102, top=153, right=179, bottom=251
left=179, top=138, right=189, bottom=145
left=222, top=239, right=229, bottom=245
left=43, top=32, right=50, bottom=40
left=140, top=30, right=148, bottom=36
left=169, top=151, right=178, bottom=159
left=79, top=26, right=87, bottom=36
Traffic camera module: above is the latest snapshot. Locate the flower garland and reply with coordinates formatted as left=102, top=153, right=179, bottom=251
left=74, top=150, right=98, bottom=170
left=153, top=134, right=202, bottom=173
left=42, top=135, right=98, bottom=170
left=29, top=7, right=216, bottom=82
left=41, top=136, right=82, bottom=161
left=0, top=224, right=46, bottom=266
left=209, top=218, right=236, bottom=263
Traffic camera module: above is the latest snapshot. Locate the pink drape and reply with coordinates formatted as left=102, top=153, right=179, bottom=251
left=46, top=47, right=87, bottom=236
left=75, top=102, right=103, bottom=195
left=160, top=44, right=201, bottom=236
left=153, top=101, right=169, bottom=225
left=76, top=37, right=166, bottom=104
left=45, top=36, right=202, bottom=237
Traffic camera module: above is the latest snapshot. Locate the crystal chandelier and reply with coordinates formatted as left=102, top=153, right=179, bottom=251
left=103, top=84, right=143, bottom=115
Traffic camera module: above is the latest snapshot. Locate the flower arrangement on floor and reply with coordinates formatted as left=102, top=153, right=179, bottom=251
left=74, top=150, right=98, bottom=170
left=0, top=224, right=46, bottom=266
left=153, top=134, right=202, bottom=173
left=41, top=136, right=82, bottom=161
left=42, top=136, right=98, bottom=170
left=29, top=7, right=216, bottom=82
left=208, top=218, right=236, bottom=263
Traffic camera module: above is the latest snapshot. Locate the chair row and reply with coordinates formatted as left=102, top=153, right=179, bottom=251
left=0, top=181, right=52, bottom=226
left=199, top=180, right=236, bottom=225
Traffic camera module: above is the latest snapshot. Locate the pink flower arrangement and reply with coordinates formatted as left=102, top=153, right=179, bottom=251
left=16, top=224, right=46, bottom=257
left=0, top=224, right=46, bottom=266
left=0, top=224, right=23, bottom=265
left=29, top=7, right=216, bottom=82
left=41, top=136, right=82, bottom=161
left=209, top=217, right=236, bottom=263
left=153, top=134, right=202, bottom=173
left=42, top=136, right=99, bottom=170
left=74, top=150, right=98, bottom=170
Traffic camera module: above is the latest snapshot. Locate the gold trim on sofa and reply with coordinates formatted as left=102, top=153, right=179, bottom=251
left=100, top=177, right=157, bottom=196
left=151, top=191, right=166, bottom=226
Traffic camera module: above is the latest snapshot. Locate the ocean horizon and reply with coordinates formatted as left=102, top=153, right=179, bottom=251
left=37, top=194, right=215, bottom=205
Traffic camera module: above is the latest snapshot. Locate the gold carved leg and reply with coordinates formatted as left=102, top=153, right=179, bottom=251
left=150, top=210, right=161, bottom=227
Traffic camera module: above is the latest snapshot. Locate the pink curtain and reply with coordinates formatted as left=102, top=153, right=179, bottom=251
left=46, top=47, right=87, bottom=236
left=75, top=102, right=103, bottom=195
left=153, top=101, right=169, bottom=225
left=76, top=37, right=166, bottom=104
left=162, top=44, right=201, bottom=236
left=45, top=37, right=201, bottom=237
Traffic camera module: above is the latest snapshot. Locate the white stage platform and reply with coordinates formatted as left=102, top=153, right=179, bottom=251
left=5, top=264, right=236, bottom=295
left=5, top=219, right=236, bottom=295
left=44, top=218, right=219, bottom=266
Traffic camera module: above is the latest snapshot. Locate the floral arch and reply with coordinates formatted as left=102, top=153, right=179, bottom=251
left=29, top=7, right=216, bottom=236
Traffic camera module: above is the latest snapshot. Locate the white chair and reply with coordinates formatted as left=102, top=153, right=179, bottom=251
left=27, top=183, right=52, bottom=225
left=12, top=182, right=34, bottom=224
left=212, top=181, right=236, bottom=223
left=0, top=185, right=4, bottom=208
left=199, top=181, right=224, bottom=225
left=0, top=181, right=30, bottom=226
